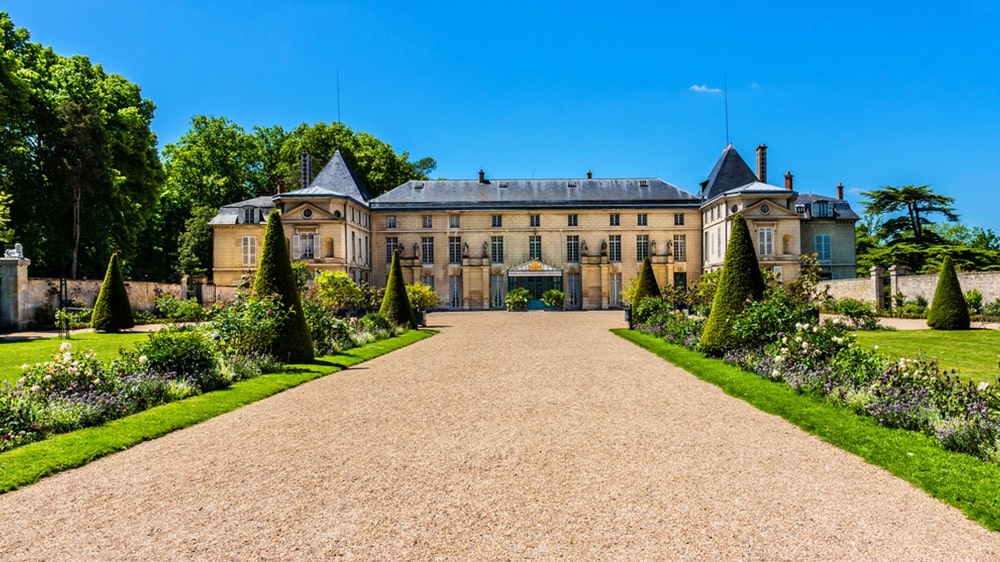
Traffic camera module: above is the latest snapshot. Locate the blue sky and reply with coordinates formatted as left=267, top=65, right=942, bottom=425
left=6, top=1, right=999, bottom=230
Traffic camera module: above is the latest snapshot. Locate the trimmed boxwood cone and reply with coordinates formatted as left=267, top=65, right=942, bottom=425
left=91, top=253, right=134, bottom=332
left=252, top=210, right=314, bottom=362
left=699, top=214, right=765, bottom=356
left=379, top=249, right=417, bottom=328
left=631, top=256, right=661, bottom=310
left=927, top=256, right=970, bottom=330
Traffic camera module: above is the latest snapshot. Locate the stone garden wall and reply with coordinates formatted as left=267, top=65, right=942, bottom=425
left=822, top=267, right=1000, bottom=309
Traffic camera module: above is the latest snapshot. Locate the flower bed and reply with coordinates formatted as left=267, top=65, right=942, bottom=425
left=635, top=300, right=1000, bottom=462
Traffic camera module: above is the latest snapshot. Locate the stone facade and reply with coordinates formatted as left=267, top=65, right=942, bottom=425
left=210, top=144, right=860, bottom=310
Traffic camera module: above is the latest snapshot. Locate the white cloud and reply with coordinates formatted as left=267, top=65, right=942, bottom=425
left=689, top=84, right=722, bottom=94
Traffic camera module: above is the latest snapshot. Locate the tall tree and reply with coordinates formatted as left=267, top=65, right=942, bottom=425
left=0, top=12, right=162, bottom=278
left=861, top=184, right=958, bottom=245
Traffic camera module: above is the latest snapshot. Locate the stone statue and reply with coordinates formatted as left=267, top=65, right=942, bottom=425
left=463, top=241, right=469, bottom=258
left=3, top=243, right=23, bottom=259
left=666, top=240, right=673, bottom=255
left=581, top=240, right=589, bottom=257
left=482, top=241, right=489, bottom=258
left=600, top=239, right=607, bottom=256
left=651, top=239, right=657, bottom=256
left=412, top=242, right=419, bottom=258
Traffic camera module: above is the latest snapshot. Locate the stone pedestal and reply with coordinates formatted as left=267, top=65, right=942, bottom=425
left=0, top=257, right=31, bottom=331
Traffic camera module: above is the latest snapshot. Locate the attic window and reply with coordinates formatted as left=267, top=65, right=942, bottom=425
left=638, top=180, right=649, bottom=188
left=567, top=181, right=577, bottom=188
left=415, top=183, right=424, bottom=189
left=498, top=181, right=509, bottom=188
left=795, top=204, right=806, bottom=214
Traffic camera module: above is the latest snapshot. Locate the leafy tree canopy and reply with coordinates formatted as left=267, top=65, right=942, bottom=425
left=0, top=12, right=163, bottom=279
left=861, top=184, right=958, bottom=245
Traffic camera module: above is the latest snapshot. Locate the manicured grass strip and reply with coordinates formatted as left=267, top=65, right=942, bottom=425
left=0, top=329, right=434, bottom=493
left=613, top=328, right=1000, bottom=531
left=853, top=329, right=1000, bottom=384
left=0, top=332, right=149, bottom=383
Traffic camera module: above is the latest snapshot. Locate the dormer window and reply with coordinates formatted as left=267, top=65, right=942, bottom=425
left=813, top=201, right=831, bottom=218
left=243, top=207, right=258, bottom=224
left=498, top=181, right=509, bottom=188
left=638, top=180, right=649, bottom=188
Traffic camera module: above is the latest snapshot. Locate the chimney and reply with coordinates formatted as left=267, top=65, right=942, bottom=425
left=756, top=144, right=767, bottom=183
left=836, top=182, right=844, bottom=200
left=478, top=169, right=486, bottom=184
left=587, top=169, right=592, bottom=179
left=784, top=170, right=794, bottom=190
left=276, top=178, right=285, bottom=194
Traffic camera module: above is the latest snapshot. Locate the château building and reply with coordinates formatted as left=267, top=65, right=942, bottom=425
left=210, top=144, right=858, bottom=309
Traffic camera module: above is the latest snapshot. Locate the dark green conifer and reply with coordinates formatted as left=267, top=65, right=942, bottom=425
left=926, top=256, right=970, bottom=330
left=379, top=249, right=417, bottom=328
left=252, top=210, right=314, bottom=362
left=631, top=256, right=661, bottom=310
left=699, top=214, right=765, bottom=356
left=91, top=253, right=135, bottom=332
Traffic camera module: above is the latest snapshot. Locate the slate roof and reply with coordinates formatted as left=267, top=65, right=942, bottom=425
left=370, top=177, right=699, bottom=211
left=795, top=194, right=860, bottom=221
left=208, top=195, right=276, bottom=225
left=699, top=145, right=762, bottom=201
left=278, top=150, right=371, bottom=203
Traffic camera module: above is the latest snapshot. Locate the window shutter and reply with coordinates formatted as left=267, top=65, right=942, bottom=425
left=292, top=235, right=301, bottom=259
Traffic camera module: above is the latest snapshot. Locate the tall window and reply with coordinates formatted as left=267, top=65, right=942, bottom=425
left=815, top=234, right=832, bottom=262
left=449, top=276, right=463, bottom=308
left=242, top=236, right=256, bottom=267
left=608, top=235, right=621, bottom=262
left=491, top=236, right=504, bottom=264
left=421, top=274, right=435, bottom=291
left=423, top=215, right=433, bottom=228
left=674, top=213, right=684, bottom=226
left=566, top=235, right=580, bottom=263
left=385, top=237, right=399, bottom=263
left=636, top=234, right=649, bottom=261
left=637, top=213, right=647, bottom=226
left=449, top=215, right=460, bottom=228
left=610, top=213, right=620, bottom=226
left=530, top=214, right=540, bottom=227
left=529, top=235, right=541, bottom=260
left=673, top=234, right=687, bottom=262
left=567, top=214, right=578, bottom=227
left=490, top=274, right=505, bottom=309
left=492, top=214, right=502, bottom=228
left=758, top=227, right=774, bottom=256
left=422, top=236, right=434, bottom=264
left=386, top=216, right=397, bottom=229
left=449, top=236, right=462, bottom=264
left=609, top=273, right=622, bottom=307
left=293, top=233, right=315, bottom=259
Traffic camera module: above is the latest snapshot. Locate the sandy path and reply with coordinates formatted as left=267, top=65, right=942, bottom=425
left=0, top=311, right=997, bottom=560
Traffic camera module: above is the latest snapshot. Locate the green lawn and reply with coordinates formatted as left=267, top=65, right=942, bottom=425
left=852, top=329, right=1000, bottom=384
left=0, top=329, right=434, bottom=493
left=0, top=332, right=150, bottom=383
left=614, top=329, right=1000, bottom=532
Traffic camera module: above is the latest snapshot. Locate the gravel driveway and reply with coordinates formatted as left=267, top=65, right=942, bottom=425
left=1, top=311, right=998, bottom=560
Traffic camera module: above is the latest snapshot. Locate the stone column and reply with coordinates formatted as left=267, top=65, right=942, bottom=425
left=870, top=266, right=885, bottom=311
left=888, top=264, right=905, bottom=305
left=0, top=256, right=31, bottom=331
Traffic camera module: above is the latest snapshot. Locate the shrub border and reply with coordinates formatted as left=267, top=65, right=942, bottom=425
left=613, top=328, right=1000, bottom=531
left=0, top=329, right=434, bottom=493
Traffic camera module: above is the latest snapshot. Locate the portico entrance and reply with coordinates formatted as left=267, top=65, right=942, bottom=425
left=507, top=260, right=562, bottom=310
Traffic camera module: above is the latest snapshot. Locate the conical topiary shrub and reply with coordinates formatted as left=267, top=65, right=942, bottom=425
left=699, top=214, right=765, bottom=356
left=631, top=256, right=661, bottom=310
left=927, top=256, right=970, bottom=330
left=91, top=253, right=134, bottom=332
left=379, top=249, right=417, bottom=328
left=252, top=210, right=314, bottom=362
